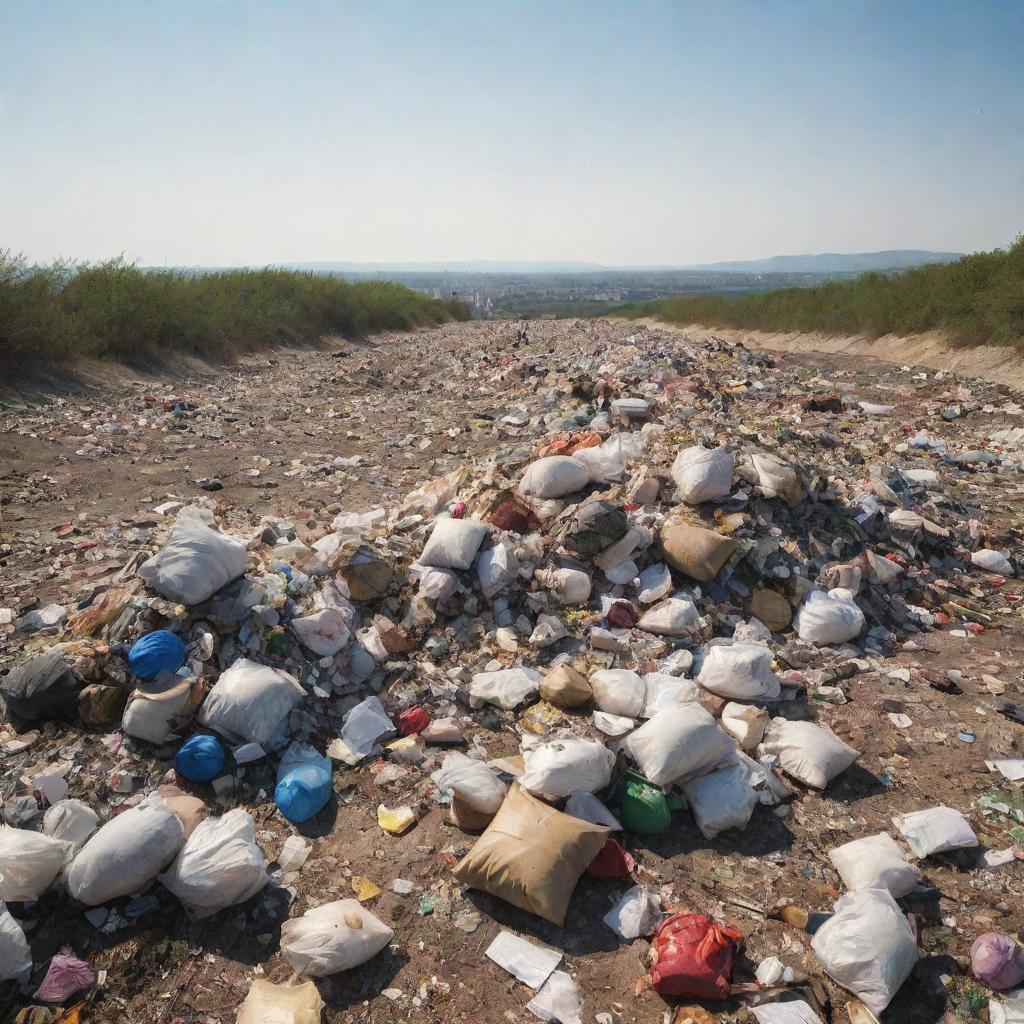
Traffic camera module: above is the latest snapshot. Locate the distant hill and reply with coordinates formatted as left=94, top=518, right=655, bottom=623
left=680, top=250, right=963, bottom=274
left=615, top=238, right=1023, bottom=347
left=284, top=260, right=607, bottom=274
left=281, top=252, right=962, bottom=276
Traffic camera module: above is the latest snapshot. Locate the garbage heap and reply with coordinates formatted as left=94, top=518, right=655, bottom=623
left=2, top=326, right=1024, bottom=1024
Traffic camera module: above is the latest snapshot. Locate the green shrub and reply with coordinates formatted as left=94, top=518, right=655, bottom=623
left=615, top=237, right=1024, bottom=348
left=0, top=254, right=462, bottom=371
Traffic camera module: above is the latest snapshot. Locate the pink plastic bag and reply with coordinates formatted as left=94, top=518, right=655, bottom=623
left=971, top=932, right=1024, bottom=990
left=34, top=955, right=96, bottom=1002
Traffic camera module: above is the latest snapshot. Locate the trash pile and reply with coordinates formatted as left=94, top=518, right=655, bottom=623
left=3, top=319, right=1024, bottom=1023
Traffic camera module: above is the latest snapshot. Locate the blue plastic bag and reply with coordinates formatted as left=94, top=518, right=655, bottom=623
left=275, top=743, right=332, bottom=824
left=127, top=630, right=186, bottom=680
left=175, top=734, right=226, bottom=782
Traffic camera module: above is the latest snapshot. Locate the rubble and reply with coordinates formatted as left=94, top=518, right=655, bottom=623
left=3, top=318, right=1024, bottom=1022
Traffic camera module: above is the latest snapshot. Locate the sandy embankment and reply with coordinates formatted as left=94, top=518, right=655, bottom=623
left=622, top=317, right=1024, bottom=389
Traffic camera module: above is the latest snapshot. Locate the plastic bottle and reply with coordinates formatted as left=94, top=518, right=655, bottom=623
left=274, top=744, right=332, bottom=824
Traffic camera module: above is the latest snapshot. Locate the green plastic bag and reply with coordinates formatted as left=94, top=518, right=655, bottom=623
left=620, top=771, right=672, bottom=835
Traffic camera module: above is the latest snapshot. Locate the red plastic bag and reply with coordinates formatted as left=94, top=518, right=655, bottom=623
left=397, top=707, right=431, bottom=735
left=648, top=913, right=744, bottom=999
left=586, top=837, right=635, bottom=879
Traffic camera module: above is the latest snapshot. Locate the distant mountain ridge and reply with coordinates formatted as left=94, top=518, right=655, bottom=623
left=680, top=250, right=963, bottom=274
left=282, top=251, right=962, bottom=276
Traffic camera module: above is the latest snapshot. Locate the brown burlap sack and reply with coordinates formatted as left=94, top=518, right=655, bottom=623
left=159, top=784, right=210, bottom=839
left=453, top=784, right=609, bottom=925
left=539, top=665, right=592, bottom=708
left=659, top=523, right=738, bottom=583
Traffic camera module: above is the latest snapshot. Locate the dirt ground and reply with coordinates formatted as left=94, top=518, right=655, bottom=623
left=3, top=320, right=1024, bottom=1024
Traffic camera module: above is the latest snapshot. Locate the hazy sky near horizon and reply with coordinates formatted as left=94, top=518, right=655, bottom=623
left=1, top=0, right=1021, bottom=266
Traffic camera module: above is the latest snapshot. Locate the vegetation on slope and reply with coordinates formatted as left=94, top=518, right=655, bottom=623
left=615, top=237, right=1024, bottom=347
left=0, top=254, right=470, bottom=371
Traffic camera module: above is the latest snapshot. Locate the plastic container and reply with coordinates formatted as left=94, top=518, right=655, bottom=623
left=275, top=744, right=333, bottom=824
left=175, top=734, right=227, bottom=783
left=128, top=630, right=187, bottom=680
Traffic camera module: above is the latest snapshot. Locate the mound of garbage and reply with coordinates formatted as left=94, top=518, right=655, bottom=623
left=3, top=322, right=1024, bottom=1023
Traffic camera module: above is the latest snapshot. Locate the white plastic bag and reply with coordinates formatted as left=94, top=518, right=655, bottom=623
left=122, top=675, right=203, bottom=745
left=67, top=791, right=186, bottom=906
left=760, top=718, right=860, bottom=789
left=720, top=702, right=769, bottom=751
left=973, top=548, right=1013, bottom=575
left=684, top=764, right=758, bottom=839
left=290, top=608, right=351, bottom=656
left=470, top=667, right=542, bottom=709
left=0, top=903, right=31, bottom=981
left=858, top=401, right=895, bottom=416
left=159, top=809, right=267, bottom=918
left=636, top=562, right=672, bottom=604
left=530, top=613, right=569, bottom=648
left=539, top=567, right=592, bottom=605
left=564, top=791, right=622, bottom=830
left=637, top=598, right=699, bottom=636
left=519, top=737, right=614, bottom=798
left=793, top=589, right=864, bottom=645
left=750, top=1001, right=824, bottom=1024
left=478, top=542, right=518, bottom=598
left=42, top=799, right=99, bottom=854
left=573, top=434, right=646, bottom=483
left=527, top=970, right=584, bottom=1024
left=623, top=704, right=734, bottom=787
left=603, top=885, right=662, bottom=939
left=420, top=517, right=489, bottom=571
left=340, top=696, right=395, bottom=757
left=434, top=752, right=508, bottom=824
left=746, top=452, right=803, bottom=505
left=590, top=669, right=647, bottom=718
left=518, top=456, right=590, bottom=499
left=198, top=658, right=305, bottom=745
left=671, top=446, right=734, bottom=504
left=280, top=899, right=394, bottom=977
left=892, top=806, right=978, bottom=858
left=697, top=642, right=781, bottom=700
left=811, top=888, right=918, bottom=1015
left=829, top=833, right=922, bottom=898
left=235, top=978, right=324, bottom=1024
left=0, top=827, right=71, bottom=902
left=138, top=509, right=248, bottom=606
left=414, top=565, right=459, bottom=602
left=641, top=673, right=700, bottom=718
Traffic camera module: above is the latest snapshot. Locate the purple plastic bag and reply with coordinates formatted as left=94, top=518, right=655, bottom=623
left=34, top=955, right=96, bottom=1002
left=971, top=932, right=1024, bottom=991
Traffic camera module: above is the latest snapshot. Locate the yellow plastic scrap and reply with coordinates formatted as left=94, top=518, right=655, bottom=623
left=377, top=803, right=416, bottom=835
left=351, top=875, right=382, bottom=901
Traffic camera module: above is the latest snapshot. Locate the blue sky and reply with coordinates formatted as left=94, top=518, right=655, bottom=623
left=1, top=0, right=1020, bottom=265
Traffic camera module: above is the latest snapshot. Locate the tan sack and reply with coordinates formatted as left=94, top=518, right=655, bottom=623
left=236, top=978, right=323, bottom=1024
left=453, top=784, right=609, bottom=925
left=539, top=665, right=592, bottom=708
left=659, top=523, right=738, bottom=583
